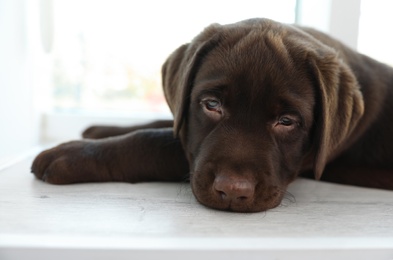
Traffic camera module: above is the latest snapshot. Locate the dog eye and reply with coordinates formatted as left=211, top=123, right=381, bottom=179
left=278, top=116, right=293, bottom=126
left=273, top=115, right=299, bottom=132
left=205, top=100, right=221, bottom=111
left=200, top=98, right=223, bottom=120
left=201, top=99, right=222, bottom=112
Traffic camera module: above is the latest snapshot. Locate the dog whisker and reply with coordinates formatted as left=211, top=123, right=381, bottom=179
left=280, top=190, right=296, bottom=207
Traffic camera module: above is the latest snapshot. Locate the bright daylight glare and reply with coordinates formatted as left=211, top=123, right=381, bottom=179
left=357, top=0, right=393, bottom=67
left=51, top=0, right=393, bottom=115
left=51, top=0, right=296, bottom=114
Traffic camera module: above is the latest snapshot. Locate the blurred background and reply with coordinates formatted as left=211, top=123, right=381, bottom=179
left=1, top=0, right=392, bottom=163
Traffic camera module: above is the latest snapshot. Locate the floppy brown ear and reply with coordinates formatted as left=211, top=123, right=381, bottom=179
left=161, top=43, right=189, bottom=131
left=161, top=26, right=221, bottom=139
left=309, top=50, right=364, bottom=180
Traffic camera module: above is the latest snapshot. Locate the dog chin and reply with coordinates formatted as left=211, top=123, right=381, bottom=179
left=190, top=174, right=286, bottom=213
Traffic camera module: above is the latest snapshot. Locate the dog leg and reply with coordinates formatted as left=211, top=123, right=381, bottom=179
left=32, top=128, right=189, bottom=184
left=82, top=120, right=173, bottom=139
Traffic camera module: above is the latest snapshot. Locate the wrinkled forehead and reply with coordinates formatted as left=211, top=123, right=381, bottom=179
left=193, top=28, right=311, bottom=99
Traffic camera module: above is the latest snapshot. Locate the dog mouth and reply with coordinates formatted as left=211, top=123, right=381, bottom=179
left=219, top=190, right=284, bottom=213
left=190, top=172, right=285, bottom=213
left=197, top=187, right=284, bottom=213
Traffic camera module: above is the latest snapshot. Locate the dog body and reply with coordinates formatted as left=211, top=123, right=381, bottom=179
left=32, top=18, right=393, bottom=212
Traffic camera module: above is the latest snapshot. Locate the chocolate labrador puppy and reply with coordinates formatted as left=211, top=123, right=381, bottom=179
left=32, top=18, right=393, bottom=212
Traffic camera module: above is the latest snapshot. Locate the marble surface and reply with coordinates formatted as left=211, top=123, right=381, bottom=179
left=1, top=155, right=393, bottom=259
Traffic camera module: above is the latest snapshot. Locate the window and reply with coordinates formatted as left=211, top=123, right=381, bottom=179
left=50, top=0, right=297, bottom=116
left=357, top=0, right=393, bottom=66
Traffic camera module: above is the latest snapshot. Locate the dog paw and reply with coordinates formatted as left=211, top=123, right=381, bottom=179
left=31, top=141, right=103, bottom=184
left=82, top=125, right=128, bottom=139
left=82, top=126, right=109, bottom=139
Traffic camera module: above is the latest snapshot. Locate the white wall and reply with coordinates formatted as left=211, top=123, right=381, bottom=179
left=0, top=0, right=43, bottom=160
left=297, top=0, right=361, bottom=49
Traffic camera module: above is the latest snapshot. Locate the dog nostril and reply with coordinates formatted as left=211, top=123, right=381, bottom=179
left=213, top=175, right=256, bottom=203
left=237, top=196, right=248, bottom=201
left=218, top=191, right=227, bottom=199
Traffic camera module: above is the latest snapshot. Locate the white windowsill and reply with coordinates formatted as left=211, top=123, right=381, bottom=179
left=0, top=152, right=393, bottom=260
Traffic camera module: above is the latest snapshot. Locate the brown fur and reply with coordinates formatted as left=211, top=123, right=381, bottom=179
left=31, top=18, right=393, bottom=212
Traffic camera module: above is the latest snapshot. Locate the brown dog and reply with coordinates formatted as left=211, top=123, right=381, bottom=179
left=32, top=18, right=393, bottom=212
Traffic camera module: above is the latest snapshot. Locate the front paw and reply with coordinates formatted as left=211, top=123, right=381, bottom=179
left=82, top=126, right=120, bottom=139
left=31, top=141, right=108, bottom=184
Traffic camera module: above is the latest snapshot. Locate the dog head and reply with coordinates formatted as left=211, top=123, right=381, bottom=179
left=162, top=18, right=364, bottom=212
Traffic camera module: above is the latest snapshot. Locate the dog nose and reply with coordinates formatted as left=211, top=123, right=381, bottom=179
left=213, top=175, right=256, bottom=204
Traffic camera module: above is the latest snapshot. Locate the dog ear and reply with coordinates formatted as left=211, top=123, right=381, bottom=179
left=161, top=43, right=189, bottom=131
left=161, top=26, right=221, bottom=138
left=309, top=50, right=364, bottom=180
